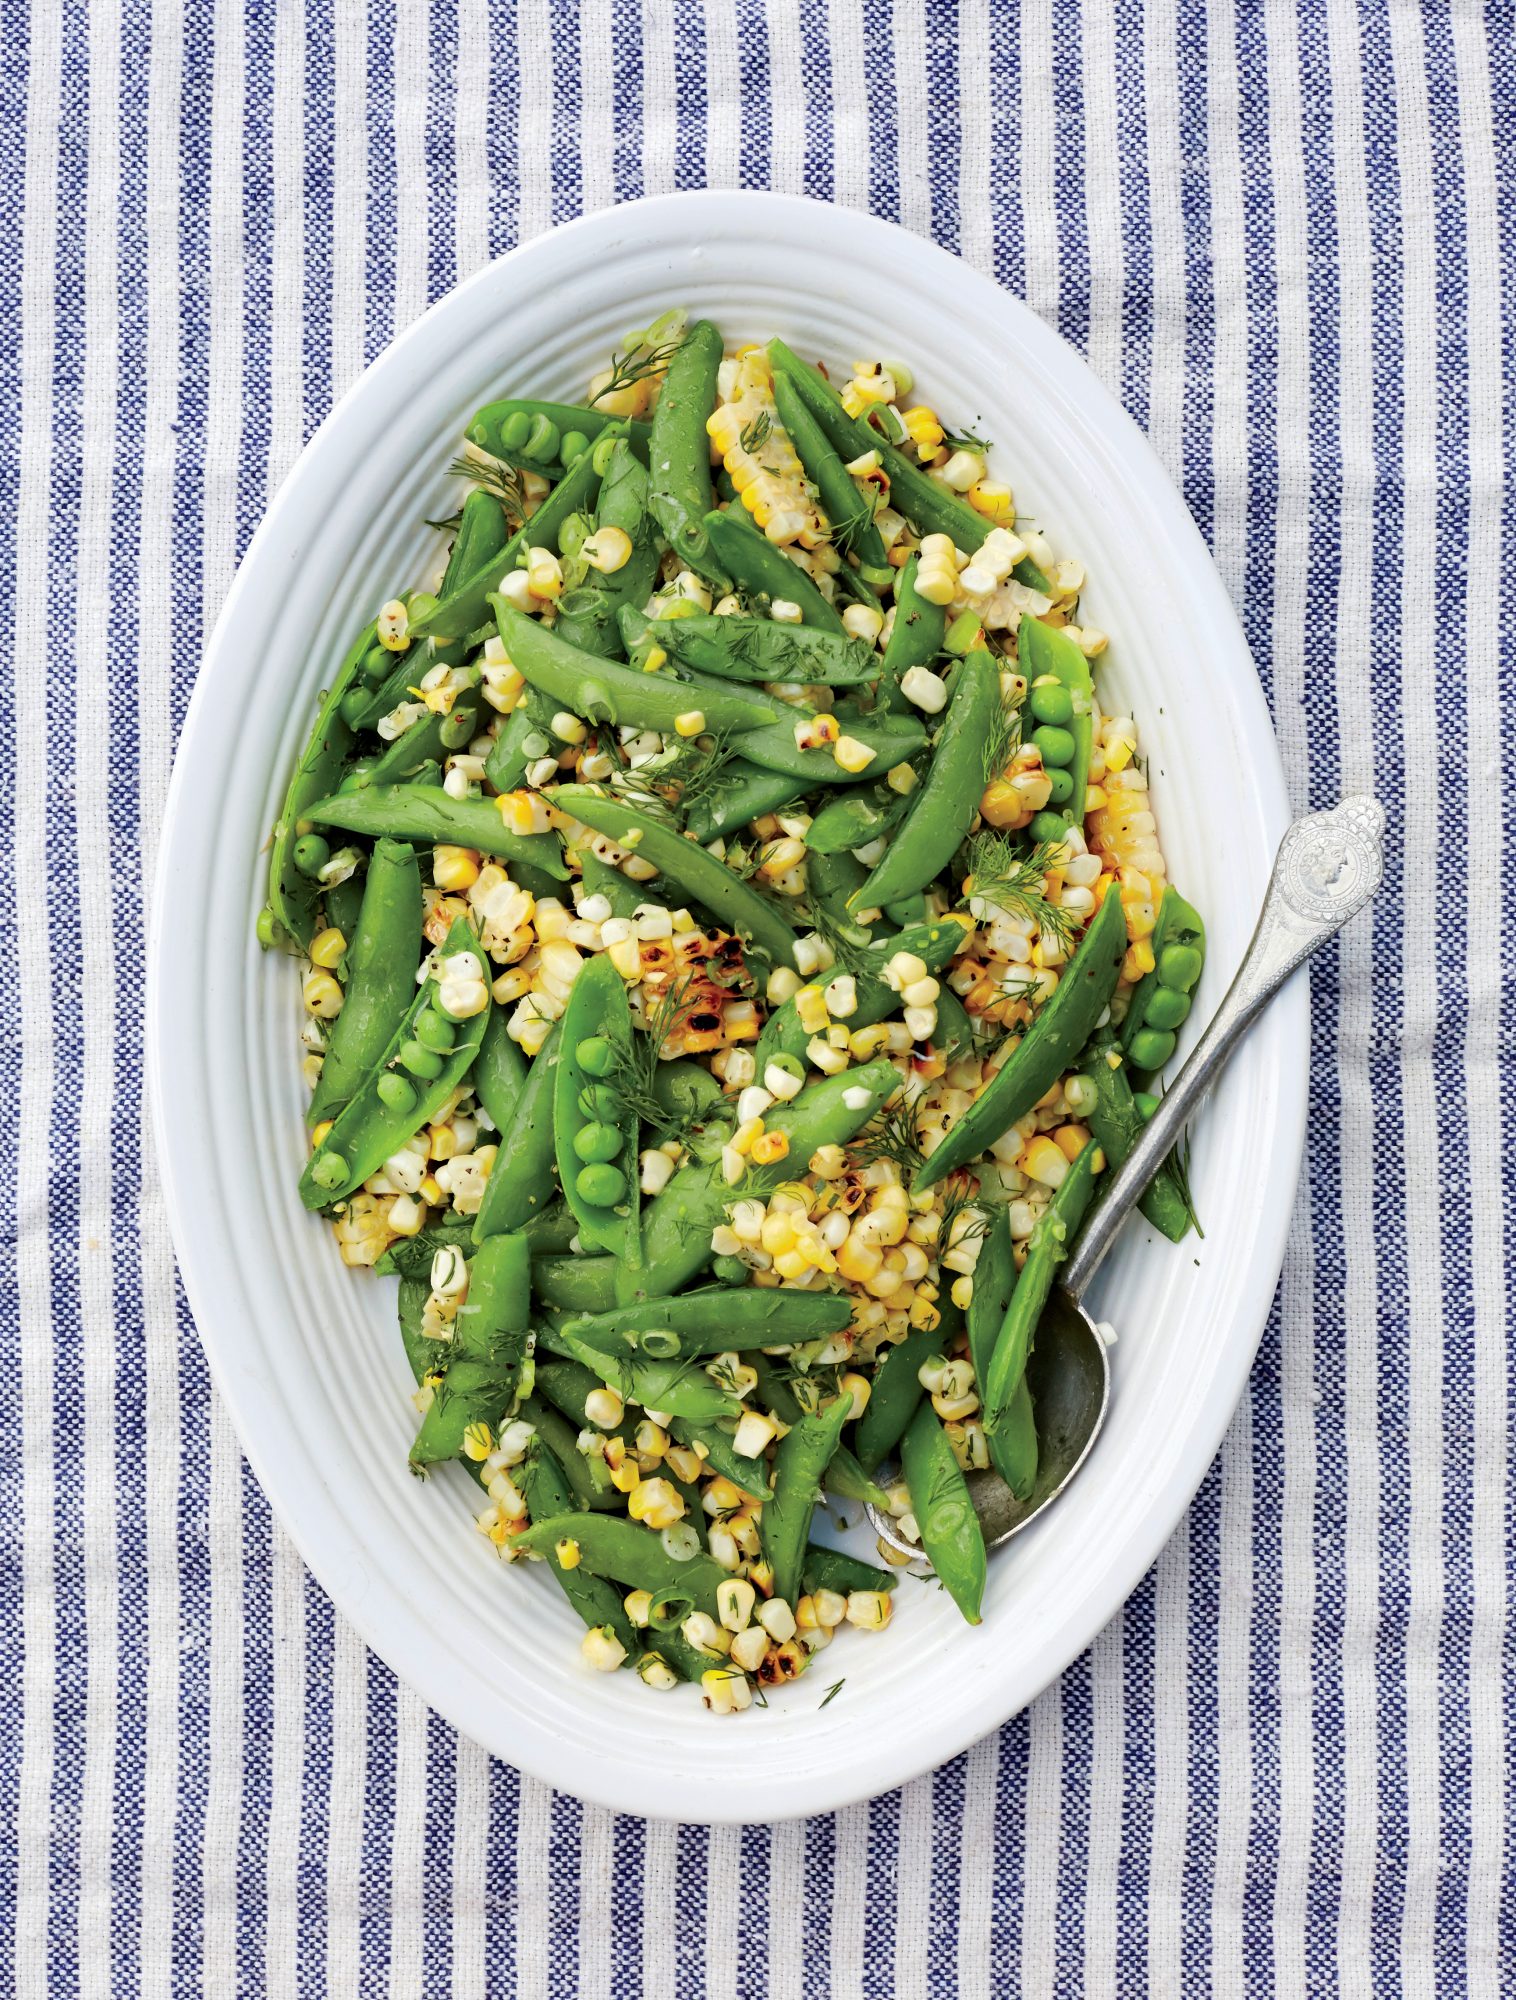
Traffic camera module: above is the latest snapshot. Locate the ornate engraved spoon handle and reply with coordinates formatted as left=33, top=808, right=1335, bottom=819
left=1063, top=796, right=1386, bottom=1302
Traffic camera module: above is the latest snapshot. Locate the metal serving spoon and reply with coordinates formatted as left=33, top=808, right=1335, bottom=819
left=868, top=794, right=1386, bottom=1561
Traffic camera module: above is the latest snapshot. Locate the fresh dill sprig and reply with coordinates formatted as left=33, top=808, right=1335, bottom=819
left=608, top=728, right=738, bottom=825
left=940, top=424, right=994, bottom=454
left=799, top=898, right=877, bottom=981
left=738, top=409, right=772, bottom=454
left=424, top=508, right=464, bottom=534
left=818, top=1679, right=846, bottom=1710
left=962, top=832, right=1080, bottom=954
left=445, top=452, right=526, bottom=530
left=981, top=697, right=1022, bottom=786
left=849, top=1093, right=926, bottom=1177
left=937, top=1181, right=996, bottom=1254
left=832, top=486, right=881, bottom=561
left=1165, top=1124, right=1204, bottom=1238
left=604, top=975, right=706, bottom=1147
left=590, top=332, right=685, bottom=407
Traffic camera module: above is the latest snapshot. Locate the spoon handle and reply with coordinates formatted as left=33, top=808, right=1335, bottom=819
left=1062, top=794, right=1386, bottom=1303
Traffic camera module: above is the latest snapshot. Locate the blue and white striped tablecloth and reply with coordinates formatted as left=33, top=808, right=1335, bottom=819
left=3, top=1, right=1510, bottom=1992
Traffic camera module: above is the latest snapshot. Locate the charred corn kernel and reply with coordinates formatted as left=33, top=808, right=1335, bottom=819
left=584, top=1386, right=624, bottom=1429
left=431, top=845, right=481, bottom=892
left=309, top=927, right=346, bottom=970
left=846, top=1590, right=893, bottom=1631
left=303, top=971, right=344, bottom=1019
left=627, top=1477, right=685, bottom=1530
left=581, top=525, right=632, bottom=573
left=674, top=709, right=706, bottom=738
left=555, top=1537, right=582, bottom=1570
left=833, top=734, right=875, bottom=775
left=979, top=778, right=1027, bottom=829
left=525, top=547, right=563, bottom=599
left=717, top=1577, right=757, bottom=1632
left=581, top=1625, right=627, bottom=1671
left=750, top=1129, right=789, bottom=1166
left=701, top=1668, right=752, bottom=1715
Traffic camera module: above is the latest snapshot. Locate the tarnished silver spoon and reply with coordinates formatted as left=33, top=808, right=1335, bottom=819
left=868, top=794, right=1385, bottom=1561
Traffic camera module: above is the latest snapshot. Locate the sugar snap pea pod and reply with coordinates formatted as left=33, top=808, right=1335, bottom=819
left=668, top=1417, right=772, bottom=1499
left=731, top=702, right=927, bottom=788
left=306, top=838, right=422, bottom=1127
left=492, top=602, right=778, bottom=733
left=322, top=869, right=366, bottom=955
left=852, top=1317, right=950, bottom=1474
left=509, top=1513, right=727, bottom=1618
left=742, top=1359, right=882, bottom=1509
left=409, top=1231, right=533, bottom=1467
left=517, top=1442, right=637, bottom=1654
left=554, top=953, right=641, bottom=1264
left=1072, top=1032, right=1194, bottom=1243
left=560, top=1286, right=852, bottom=1360
left=878, top=555, right=947, bottom=713
left=428, top=488, right=515, bottom=669
left=770, top=367, right=890, bottom=576
left=767, top=339, right=1051, bottom=591
left=472, top=1021, right=561, bottom=1244
left=465, top=396, right=652, bottom=466
left=539, top=1325, right=741, bottom=1424
left=624, top=608, right=881, bottom=687
left=548, top=786, right=801, bottom=970
left=701, top=508, right=846, bottom=632
left=683, top=760, right=813, bottom=846
left=358, top=667, right=488, bottom=789
left=411, top=437, right=611, bottom=644
left=752, top=917, right=969, bottom=1070
left=803, top=789, right=902, bottom=855
left=764, top=1394, right=852, bottom=1607
left=801, top=1544, right=897, bottom=1598
left=1018, top=616, right=1094, bottom=829
left=267, top=618, right=382, bottom=949
left=340, top=646, right=426, bottom=735
left=983, top=1141, right=1101, bottom=1435
left=963, top=1208, right=1036, bottom=1498
left=483, top=685, right=559, bottom=796
left=397, top=1275, right=435, bottom=1384
left=1120, top=884, right=1207, bottom=1074
left=807, top=846, right=869, bottom=930
left=473, top=1004, right=528, bottom=1140
left=647, top=319, right=726, bottom=587
left=299, top=918, right=490, bottom=1208
left=378, top=1219, right=473, bottom=1279
left=821, top=1448, right=893, bottom=1511
left=632, top=1059, right=900, bottom=1301
left=550, top=442, right=666, bottom=659
left=532, top=1356, right=615, bottom=1430
left=520, top=1396, right=622, bottom=1511
left=914, top=884, right=1128, bottom=1192
left=531, top=1254, right=617, bottom=1313
left=651, top=1057, right=724, bottom=1130
left=900, top=1405, right=986, bottom=1622
left=851, top=651, right=999, bottom=912
left=304, top=784, right=568, bottom=884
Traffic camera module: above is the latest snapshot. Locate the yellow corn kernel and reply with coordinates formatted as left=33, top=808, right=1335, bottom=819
left=419, top=1174, right=443, bottom=1205
left=627, top=1477, right=686, bottom=1531
left=462, top=1421, right=494, bottom=1462
left=845, top=1590, right=893, bottom=1631
left=833, top=734, right=874, bottom=776
left=309, top=927, right=346, bottom=970
left=1053, top=1123, right=1091, bottom=1162
left=795, top=985, right=830, bottom=1035
left=674, top=710, right=706, bottom=738
left=902, top=406, right=945, bottom=457
left=432, top=845, right=481, bottom=892
left=979, top=778, right=1027, bottom=829
left=836, top=1235, right=883, bottom=1283
left=311, top=1120, right=334, bottom=1148
left=555, top=1537, right=581, bottom=1570
left=303, top=971, right=344, bottom=1019
left=610, top=1460, right=642, bottom=1494
left=643, top=645, right=668, bottom=673
left=750, top=1130, right=790, bottom=1167
left=1020, top=1135, right=1070, bottom=1188
left=582, top=525, right=632, bottom=573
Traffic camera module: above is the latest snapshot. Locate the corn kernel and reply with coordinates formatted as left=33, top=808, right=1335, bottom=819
left=846, top=1590, right=893, bottom=1631
left=303, top=971, right=344, bottom=1019
left=309, top=927, right=346, bottom=969
left=432, top=845, right=481, bottom=892
left=833, top=734, right=874, bottom=775
left=674, top=709, right=706, bottom=738
left=555, top=1537, right=581, bottom=1570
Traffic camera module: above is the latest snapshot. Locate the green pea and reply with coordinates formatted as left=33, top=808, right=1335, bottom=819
left=293, top=833, right=330, bottom=878
left=712, top=1254, right=749, bottom=1287
left=575, top=1161, right=627, bottom=1207
left=377, top=1072, right=418, bottom=1114
left=1029, top=810, right=1069, bottom=845
left=1128, top=1026, right=1177, bottom=1071
left=311, top=1152, right=348, bottom=1191
left=522, top=730, right=553, bottom=760
left=1032, top=724, right=1076, bottom=769
left=591, top=433, right=618, bottom=475
left=1028, top=678, right=1073, bottom=727
left=337, top=758, right=376, bottom=794
left=884, top=894, right=927, bottom=926
left=1160, top=942, right=1204, bottom=992
left=405, top=591, right=438, bottom=624
left=1144, top=986, right=1192, bottom=1033
left=340, top=686, right=373, bottom=727
left=576, top=1035, right=616, bottom=1078
left=500, top=410, right=532, bottom=450
left=439, top=707, right=475, bottom=750
left=398, top=1039, right=445, bottom=1080
left=1134, top=1090, right=1159, bottom=1121
left=415, top=1009, right=457, bottom=1052
left=578, top=1083, right=620, bottom=1121
left=255, top=905, right=281, bottom=950
left=524, top=412, right=558, bottom=460
left=560, top=429, right=590, bottom=466
left=363, top=645, right=393, bottom=685
left=1045, top=767, right=1074, bottom=805
left=573, top=1121, right=623, bottom=1164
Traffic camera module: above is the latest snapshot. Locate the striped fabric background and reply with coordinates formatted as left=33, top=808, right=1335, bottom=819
left=2, top=0, right=1510, bottom=1991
